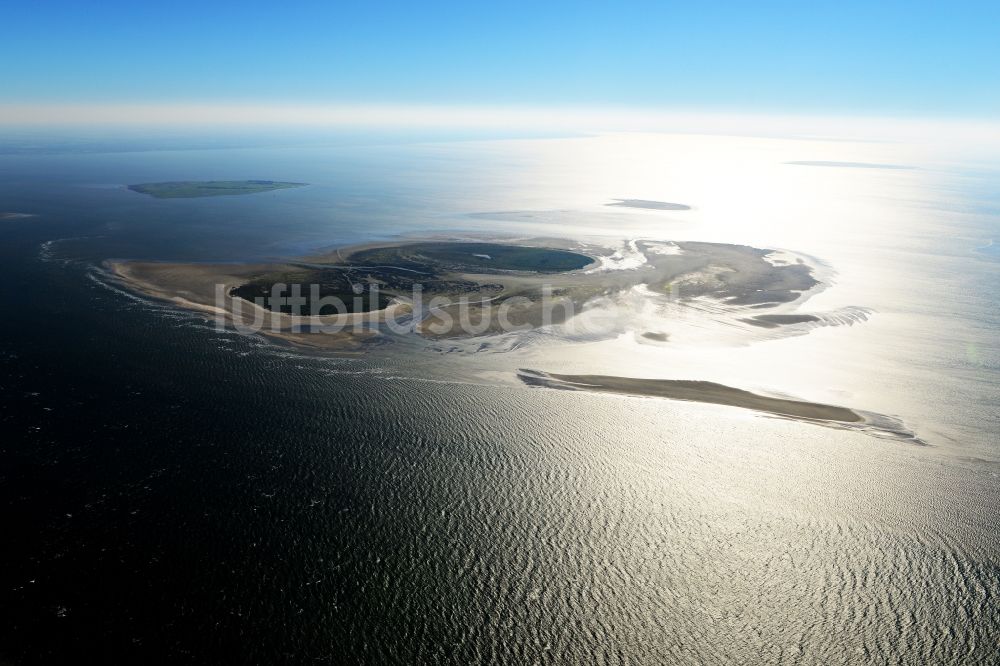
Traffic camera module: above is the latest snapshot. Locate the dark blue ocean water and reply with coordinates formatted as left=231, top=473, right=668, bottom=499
left=1, top=139, right=998, bottom=664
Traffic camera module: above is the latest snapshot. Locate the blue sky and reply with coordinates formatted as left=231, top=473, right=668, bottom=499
left=2, top=0, right=999, bottom=118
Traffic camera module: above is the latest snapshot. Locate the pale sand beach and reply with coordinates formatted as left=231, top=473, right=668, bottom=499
left=605, top=199, right=692, bottom=210
left=106, top=238, right=827, bottom=347
left=106, top=260, right=397, bottom=350
left=519, top=370, right=863, bottom=423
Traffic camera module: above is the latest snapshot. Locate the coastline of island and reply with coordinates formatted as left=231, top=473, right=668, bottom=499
left=106, top=237, right=826, bottom=347
left=519, top=370, right=863, bottom=423
left=98, top=236, right=921, bottom=438
left=127, top=180, right=307, bottom=199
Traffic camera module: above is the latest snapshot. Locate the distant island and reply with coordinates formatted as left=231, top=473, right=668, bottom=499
left=605, top=199, right=691, bottom=211
left=127, top=180, right=307, bottom=199
left=785, top=161, right=913, bottom=170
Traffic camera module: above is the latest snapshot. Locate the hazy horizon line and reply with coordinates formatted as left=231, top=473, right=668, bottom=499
left=1, top=103, right=999, bottom=147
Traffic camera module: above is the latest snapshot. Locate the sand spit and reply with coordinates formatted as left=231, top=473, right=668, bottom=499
left=741, top=314, right=821, bottom=328
left=519, top=370, right=863, bottom=424
left=106, top=260, right=394, bottom=350
left=605, top=199, right=691, bottom=211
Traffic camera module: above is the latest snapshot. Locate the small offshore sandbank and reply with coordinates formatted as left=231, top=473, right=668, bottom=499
left=605, top=199, right=691, bottom=210
left=519, top=370, right=863, bottom=424
left=741, top=314, right=820, bottom=328
left=1, top=212, right=35, bottom=220
left=786, top=161, right=913, bottom=170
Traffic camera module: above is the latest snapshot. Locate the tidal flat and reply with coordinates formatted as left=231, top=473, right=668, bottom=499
left=108, top=237, right=821, bottom=346
left=518, top=370, right=863, bottom=423
left=100, top=236, right=900, bottom=430
left=6, top=131, right=996, bottom=663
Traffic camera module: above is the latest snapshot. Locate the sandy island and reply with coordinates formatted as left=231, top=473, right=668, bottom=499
left=108, top=260, right=404, bottom=350
left=519, top=370, right=863, bottom=424
left=786, top=161, right=913, bottom=170
left=605, top=199, right=691, bottom=210
left=107, top=237, right=823, bottom=349
left=102, top=238, right=905, bottom=435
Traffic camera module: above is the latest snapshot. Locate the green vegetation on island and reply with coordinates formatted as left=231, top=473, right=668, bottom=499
left=230, top=267, right=393, bottom=315
left=227, top=241, right=591, bottom=315
left=110, top=238, right=825, bottom=347
left=349, top=242, right=594, bottom=273
left=128, top=180, right=306, bottom=199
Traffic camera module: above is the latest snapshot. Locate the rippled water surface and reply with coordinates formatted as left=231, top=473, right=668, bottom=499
left=0, top=133, right=997, bottom=663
